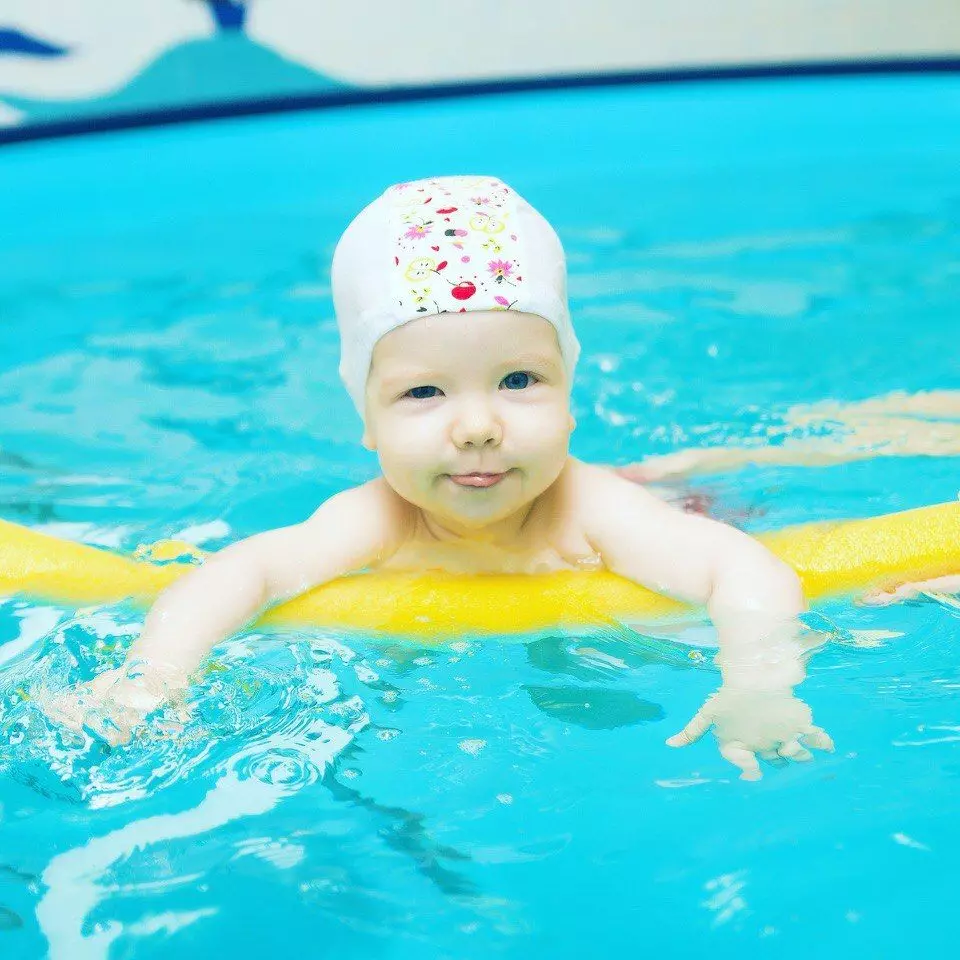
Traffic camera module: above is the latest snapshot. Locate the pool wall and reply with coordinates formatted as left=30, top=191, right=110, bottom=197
left=1, top=0, right=959, bottom=142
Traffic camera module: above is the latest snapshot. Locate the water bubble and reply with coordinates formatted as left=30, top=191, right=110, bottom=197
left=238, top=748, right=320, bottom=788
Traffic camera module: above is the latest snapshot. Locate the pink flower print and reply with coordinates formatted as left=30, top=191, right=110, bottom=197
left=487, top=259, right=515, bottom=283
left=494, top=295, right=510, bottom=306
left=470, top=196, right=490, bottom=206
left=404, top=222, right=431, bottom=240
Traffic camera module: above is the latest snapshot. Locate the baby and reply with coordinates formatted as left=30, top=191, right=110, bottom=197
left=52, top=176, right=832, bottom=780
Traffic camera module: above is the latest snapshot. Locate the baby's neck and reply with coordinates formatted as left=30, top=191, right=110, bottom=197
left=418, top=501, right=538, bottom=550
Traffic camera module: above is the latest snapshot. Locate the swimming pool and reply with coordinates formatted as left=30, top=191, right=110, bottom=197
left=1, top=72, right=959, bottom=957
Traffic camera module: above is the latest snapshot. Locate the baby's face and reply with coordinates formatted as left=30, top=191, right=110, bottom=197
left=364, top=311, right=574, bottom=532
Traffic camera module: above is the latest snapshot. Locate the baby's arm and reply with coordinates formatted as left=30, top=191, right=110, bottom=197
left=577, top=463, right=831, bottom=778
left=128, top=479, right=408, bottom=676
left=48, top=479, right=410, bottom=741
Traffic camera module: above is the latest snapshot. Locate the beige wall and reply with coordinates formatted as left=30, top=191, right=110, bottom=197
left=248, top=0, right=960, bottom=85
left=1, top=1, right=958, bottom=130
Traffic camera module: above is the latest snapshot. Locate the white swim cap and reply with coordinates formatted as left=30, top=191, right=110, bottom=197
left=331, top=175, right=579, bottom=415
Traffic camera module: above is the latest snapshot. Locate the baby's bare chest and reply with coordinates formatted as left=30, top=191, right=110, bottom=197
left=376, top=523, right=602, bottom=576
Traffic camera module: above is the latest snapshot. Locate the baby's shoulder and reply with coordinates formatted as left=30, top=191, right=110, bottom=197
left=559, top=458, right=673, bottom=538
left=539, top=460, right=648, bottom=560
left=308, top=477, right=418, bottom=548
left=561, top=457, right=654, bottom=504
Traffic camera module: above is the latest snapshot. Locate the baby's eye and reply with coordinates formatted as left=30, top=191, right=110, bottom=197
left=404, top=385, right=442, bottom=400
left=500, top=371, right=536, bottom=390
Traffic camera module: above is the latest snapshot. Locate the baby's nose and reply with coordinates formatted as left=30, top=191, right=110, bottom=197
left=451, top=400, right=503, bottom=448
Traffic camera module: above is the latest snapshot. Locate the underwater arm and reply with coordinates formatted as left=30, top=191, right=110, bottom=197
left=619, top=390, right=960, bottom=482
left=617, top=443, right=878, bottom=482
left=862, top=573, right=960, bottom=605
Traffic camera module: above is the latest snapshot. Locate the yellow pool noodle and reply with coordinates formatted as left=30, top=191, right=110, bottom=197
left=0, top=502, right=958, bottom=639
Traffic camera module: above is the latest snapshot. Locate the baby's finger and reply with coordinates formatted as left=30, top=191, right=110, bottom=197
left=801, top=725, right=835, bottom=752
left=777, top=739, right=814, bottom=762
left=719, top=741, right=762, bottom=780
left=666, top=709, right=711, bottom=747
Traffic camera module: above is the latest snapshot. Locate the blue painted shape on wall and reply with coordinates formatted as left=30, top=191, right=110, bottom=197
left=2, top=33, right=348, bottom=125
left=208, top=1, right=247, bottom=32
left=0, top=28, right=68, bottom=56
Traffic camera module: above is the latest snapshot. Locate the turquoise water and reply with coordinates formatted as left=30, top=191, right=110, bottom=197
left=1, top=74, right=959, bottom=956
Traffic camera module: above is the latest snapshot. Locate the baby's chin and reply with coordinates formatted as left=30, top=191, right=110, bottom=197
left=415, top=475, right=536, bottom=528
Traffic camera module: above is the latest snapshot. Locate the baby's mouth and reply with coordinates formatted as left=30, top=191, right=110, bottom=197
left=448, top=471, right=509, bottom=488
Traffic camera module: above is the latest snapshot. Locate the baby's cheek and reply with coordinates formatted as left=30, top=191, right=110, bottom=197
left=377, top=453, right=429, bottom=504
left=513, top=418, right=570, bottom=477
left=380, top=424, right=441, bottom=478
left=523, top=406, right=572, bottom=449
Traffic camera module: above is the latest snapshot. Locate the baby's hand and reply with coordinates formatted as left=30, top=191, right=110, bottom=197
left=667, top=686, right=834, bottom=780
left=44, top=662, right=189, bottom=747
left=861, top=574, right=960, bottom=606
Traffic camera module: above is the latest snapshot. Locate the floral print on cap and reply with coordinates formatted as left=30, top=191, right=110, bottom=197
left=388, top=176, right=524, bottom=314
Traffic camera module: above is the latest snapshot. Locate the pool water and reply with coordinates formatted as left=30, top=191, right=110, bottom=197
left=1, top=74, right=959, bottom=957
